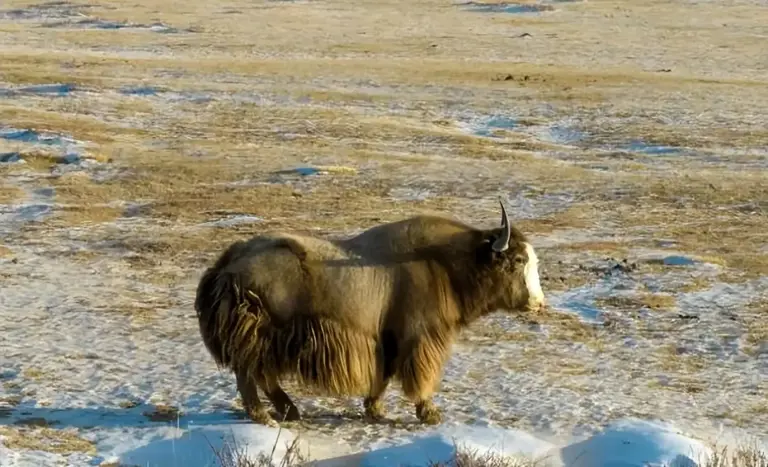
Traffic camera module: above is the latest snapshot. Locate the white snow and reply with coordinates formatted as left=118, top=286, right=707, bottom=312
left=559, top=419, right=713, bottom=467
left=101, top=423, right=297, bottom=467
left=359, top=423, right=557, bottom=467
left=1, top=417, right=751, bottom=467
left=2, top=233, right=767, bottom=466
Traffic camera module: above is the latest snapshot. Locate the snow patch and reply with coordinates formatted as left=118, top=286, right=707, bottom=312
left=106, top=423, right=297, bottom=467
left=349, top=418, right=728, bottom=467
left=560, top=419, right=712, bottom=467
left=362, top=423, right=556, bottom=467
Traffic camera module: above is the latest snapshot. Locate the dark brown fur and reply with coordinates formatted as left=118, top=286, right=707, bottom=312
left=194, top=211, right=539, bottom=425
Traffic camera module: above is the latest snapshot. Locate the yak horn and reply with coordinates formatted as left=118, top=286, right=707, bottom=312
left=492, top=197, right=511, bottom=252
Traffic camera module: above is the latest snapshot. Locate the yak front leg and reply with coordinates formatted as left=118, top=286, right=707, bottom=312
left=399, top=336, right=451, bottom=425
left=258, top=375, right=301, bottom=422
left=364, top=330, right=397, bottom=421
left=363, top=375, right=391, bottom=421
left=236, top=370, right=277, bottom=427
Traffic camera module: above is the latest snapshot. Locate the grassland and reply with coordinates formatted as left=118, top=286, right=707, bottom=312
left=1, top=0, right=767, bottom=464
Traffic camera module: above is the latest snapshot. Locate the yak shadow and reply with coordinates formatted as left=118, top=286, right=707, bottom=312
left=0, top=400, right=412, bottom=431
left=1, top=402, right=244, bottom=430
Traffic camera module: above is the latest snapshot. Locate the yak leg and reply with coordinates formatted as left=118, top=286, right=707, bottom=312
left=364, top=332, right=397, bottom=421
left=399, top=337, right=448, bottom=425
left=363, top=376, right=391, bottom=421
left=236, top=370, right=277, bottom=427
left=257, top=375, right=301, bottom=422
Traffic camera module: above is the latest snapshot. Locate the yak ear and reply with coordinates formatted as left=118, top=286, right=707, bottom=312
left=491, top=197, right=512, bottom=252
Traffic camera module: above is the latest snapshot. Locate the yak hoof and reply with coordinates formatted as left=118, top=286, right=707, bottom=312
left=415, top=401, right=442, bottom=425
left=248, top=409, right=279, bottom=427
left=280, top=406, right=302, bottom=422
left=364, top=406, right=386, bottom=422
left=363, top=398, right=386, bottom=422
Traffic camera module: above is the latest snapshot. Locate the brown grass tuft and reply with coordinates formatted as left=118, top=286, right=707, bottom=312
left=0, top=426, right=96, bottom=456
left=597, top=292, right=677, bottom=312
left=0, top=184, right=23, bottom=204
left=142, top=404, right=183, bottom=422
left=50, top=205, right=124, bottom=227
left=0, top=244, right=13, bottom=257
left=522, top=308, right=603, bottom=350
left=211, top=429, right=307, bottom=467
left=705, top=442, right=768, bottom=467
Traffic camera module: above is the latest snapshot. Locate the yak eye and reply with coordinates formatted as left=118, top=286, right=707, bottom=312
left=514, top=254, right=526, bottom=265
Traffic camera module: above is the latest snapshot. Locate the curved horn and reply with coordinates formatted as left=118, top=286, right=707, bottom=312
left=492, top=197, right=511, bottom=252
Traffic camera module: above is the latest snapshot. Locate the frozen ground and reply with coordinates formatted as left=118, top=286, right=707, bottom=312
left=1, top=223, right=766, bottom=466
left=1, top=0, right=767, bottom=465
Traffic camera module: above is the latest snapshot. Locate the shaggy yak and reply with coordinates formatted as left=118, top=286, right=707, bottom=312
left=194, top=199, right=546, bottom=426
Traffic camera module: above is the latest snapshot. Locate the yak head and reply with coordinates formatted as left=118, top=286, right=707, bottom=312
left=479, top=198, right=546, bottom=314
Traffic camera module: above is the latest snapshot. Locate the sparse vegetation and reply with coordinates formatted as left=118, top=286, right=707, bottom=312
left=206, top=430, right=768, bottom=467
left=142, top=404, right=183, bottom=422
left=0, top=426, right=97, bottom=456
left=597, top=292, right=677, bottom=312
left=1, top=0, right=767, bottom=463
left=0, top=184, right=23, bottom=203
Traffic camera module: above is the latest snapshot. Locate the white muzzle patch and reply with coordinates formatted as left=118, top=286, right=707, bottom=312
left=523, top=242, right=545, bottom=311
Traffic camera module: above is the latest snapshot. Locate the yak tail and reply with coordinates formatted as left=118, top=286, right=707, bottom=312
left=194, top=268, right=270, bottom=371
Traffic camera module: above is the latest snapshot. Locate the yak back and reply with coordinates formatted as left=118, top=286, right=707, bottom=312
left=213, top=231, right=395, bottom=336
left=338, top=214, right=495, bottom=339
left=214, top=215, right=495, bottom=338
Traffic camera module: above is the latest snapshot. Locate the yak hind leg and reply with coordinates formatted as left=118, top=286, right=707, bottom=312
left=258, top=375, right=301, bottom=422
left=236, top=370, right=277, bottom=427
left=399, top=337, right=451, bottom=425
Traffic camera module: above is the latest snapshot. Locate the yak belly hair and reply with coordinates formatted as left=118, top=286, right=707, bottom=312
left=196, top=270, right=377, bottom=397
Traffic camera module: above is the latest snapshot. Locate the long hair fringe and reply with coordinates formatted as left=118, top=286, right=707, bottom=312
left=194, top=267, right=377, bottom=396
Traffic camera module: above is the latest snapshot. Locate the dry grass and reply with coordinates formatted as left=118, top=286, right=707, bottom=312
left=596, top=292, right=677, bottom=312
left=521, top=308, right=604, bottom=351
left=50, top=205, right=124, bottom=226
left=0, top=184, right=23, bottom=204
left=0, top=426, right=96, bottom=456
left=212, top=428, right=307, bottom=467
left=558, top=241, right=629, bottom=255
left=706, top=443, right=768, bottom=467
left=2, top=0, right=768, bottom=459
left=652, top=344, right=708, bottom=374
left=742, top=300, right=768, bottom=357
left=142, top=404, right=183, bottom=422
left=21, top=367, right=47, bottom=380
left=429, top=445, right=545, bottom=467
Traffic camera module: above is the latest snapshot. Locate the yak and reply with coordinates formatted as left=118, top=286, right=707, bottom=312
left=194, top=199, right=545, bottom=427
